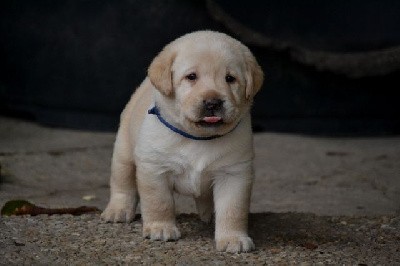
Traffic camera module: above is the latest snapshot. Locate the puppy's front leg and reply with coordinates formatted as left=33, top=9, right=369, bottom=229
left=101, top=156, right=137, bottom=223
left=213, top=162, right=254, bottom=253
left=137, top=163, right=180, bottom=241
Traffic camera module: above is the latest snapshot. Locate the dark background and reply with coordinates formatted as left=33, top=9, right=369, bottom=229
left=1, top=0, right=399, bottom=135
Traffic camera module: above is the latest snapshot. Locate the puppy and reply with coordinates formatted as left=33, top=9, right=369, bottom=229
left=101, top=30, right=264, bottom=253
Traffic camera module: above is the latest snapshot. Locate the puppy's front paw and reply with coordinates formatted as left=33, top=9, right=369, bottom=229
left=143, top=222, right=181, bottom=241
left=101, top=203, right=135, bottom=223
left=216, top=236, right=255, bottom=253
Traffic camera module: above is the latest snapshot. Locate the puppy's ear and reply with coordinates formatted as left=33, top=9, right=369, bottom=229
left=148, top=46, right=176, bottom=96
left=244, top=52, right=264, bottom=100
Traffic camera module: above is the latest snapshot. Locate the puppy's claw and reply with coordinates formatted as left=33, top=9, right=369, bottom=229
left=143, top=223, right=181, bottom=241
left=216, top=236, right=255, bottom=253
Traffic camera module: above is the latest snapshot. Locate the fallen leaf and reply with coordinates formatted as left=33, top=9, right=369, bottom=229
left=1, top=200, right=100, bottom=216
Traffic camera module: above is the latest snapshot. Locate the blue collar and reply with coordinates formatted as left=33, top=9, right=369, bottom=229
left=148, top=106, right=234, bottom=141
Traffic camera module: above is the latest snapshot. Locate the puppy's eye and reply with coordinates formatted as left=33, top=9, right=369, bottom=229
left=225, top=74, right=236, bottom=83
left=186, top=73, right=197, bottom=81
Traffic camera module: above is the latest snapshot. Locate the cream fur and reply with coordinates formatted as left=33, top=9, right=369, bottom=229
left=101, top=31, right=264, bottom=253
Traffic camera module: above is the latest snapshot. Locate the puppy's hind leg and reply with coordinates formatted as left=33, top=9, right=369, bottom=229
left=101, top=131, right=138, bottom=223
left=195, top=190, right=214, bottom=223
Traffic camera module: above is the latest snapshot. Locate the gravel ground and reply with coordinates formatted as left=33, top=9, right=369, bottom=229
left=1, top=213, right=399, bottom=265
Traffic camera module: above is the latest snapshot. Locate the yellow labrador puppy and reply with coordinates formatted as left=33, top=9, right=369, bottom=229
left=101, top=31, right=263, bottom=253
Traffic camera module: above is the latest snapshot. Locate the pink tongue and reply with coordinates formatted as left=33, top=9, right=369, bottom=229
left=203, top=116, right=222, bottom=123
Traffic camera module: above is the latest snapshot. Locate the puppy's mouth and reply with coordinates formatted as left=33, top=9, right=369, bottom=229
left=195, top=116, right=224, bottom=127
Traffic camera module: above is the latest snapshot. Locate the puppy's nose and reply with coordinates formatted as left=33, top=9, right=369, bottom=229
left=203, top=98, right=224, bottom=111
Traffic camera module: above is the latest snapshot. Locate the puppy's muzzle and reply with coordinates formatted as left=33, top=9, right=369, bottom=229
left=196, top=98, right=225, bottom=127
left=203, top=98, right=224, bottom=114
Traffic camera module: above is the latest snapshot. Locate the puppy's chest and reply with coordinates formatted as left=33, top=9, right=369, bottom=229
left=136, top=118, right=250, bottom=196
left=168, top=164, right=208, bottom=197
left=160, top=149, right=216, bottom=197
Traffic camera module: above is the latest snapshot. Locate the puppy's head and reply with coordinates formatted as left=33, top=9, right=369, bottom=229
left=148, top=31, right=264, bottom=137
